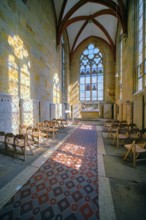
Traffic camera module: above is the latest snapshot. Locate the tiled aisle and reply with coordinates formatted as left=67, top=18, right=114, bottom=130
left=0, top=124, right=99, bottom=220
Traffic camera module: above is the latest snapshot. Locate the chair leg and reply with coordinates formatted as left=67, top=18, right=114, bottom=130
left=123, top=147, right=132, bottom=160
left=24, top=147, right=26, bottom=161
left=112, top=136, right=116, bottom=145
left=4, top=143, right=7, bottom=155
left=38, top=135, right=40, bottom=147
left=27, top=141, right=33, bottom=155
left=13, top=146, right=16, bottom=158
left=5, top=143, right=8, bottom=155
left=133, top=144, right=136, bottom=168
left=117, top=137, right=119, bottom=148
left=136, top=153, right=140, bottom=159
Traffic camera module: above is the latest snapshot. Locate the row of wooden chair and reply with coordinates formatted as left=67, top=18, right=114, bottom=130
left=19, top=125, right=49, bottom=147
left=0, top=119, right=68, bottom=160
left=104, top=119, right=146, bottom=167
left=20, top=119, right=68, bottom=141
left=106, top=121, right=137, bottom=138
left=0, top=132, right=32, bottom=161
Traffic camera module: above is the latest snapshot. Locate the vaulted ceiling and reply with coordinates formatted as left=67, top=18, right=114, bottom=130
left=52, top=0, right=127, bottom=59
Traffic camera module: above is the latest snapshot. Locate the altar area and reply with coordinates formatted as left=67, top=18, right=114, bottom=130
left=80, top=103, right=99, bottom=119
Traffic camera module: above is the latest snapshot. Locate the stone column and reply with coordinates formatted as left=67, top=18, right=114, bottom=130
left=126, top=101, right=133, bottom=124
left=98, top=103, right=103, bottom=118
left=118, top=103, right=123, bottom=121
left=113, top=104, right=117, bottom=120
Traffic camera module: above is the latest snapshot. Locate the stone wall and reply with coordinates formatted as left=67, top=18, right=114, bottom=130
left=115, top=0, right=145, bottom=129
left=0, top=0, right=70, bottom=132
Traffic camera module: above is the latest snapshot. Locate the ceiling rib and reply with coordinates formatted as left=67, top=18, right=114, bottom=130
left=57, top=0, right=125, bottom=43
left=53, top=0, right=127, bottom=62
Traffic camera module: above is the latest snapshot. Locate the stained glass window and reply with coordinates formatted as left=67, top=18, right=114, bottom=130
left=136, top=0, right=144, bottom=91
left=80, top=44, right=103, bottom=101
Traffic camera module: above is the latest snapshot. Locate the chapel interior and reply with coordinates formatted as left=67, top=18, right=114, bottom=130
left=0, top=0, right=146, bottom=220
left=0, top=0, right=145, bottom=131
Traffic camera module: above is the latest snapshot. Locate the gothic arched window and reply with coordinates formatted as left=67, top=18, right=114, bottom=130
left=80, top=44, right=104, bottom=101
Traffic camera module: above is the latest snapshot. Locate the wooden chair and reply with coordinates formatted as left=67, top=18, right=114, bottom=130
left=124, top=139, right=146, bottom=167
left=43, top=121, right=58, bottom=138
left=32, top=128, right=48, bottom=147
left=26, top=126, right=34, bottom=155
left=56, top=119, right=65, bottom=129
left=19, top=125, right=27, bottom=135
left=26, top=126, right=34, bottom=141
left=49, top=121, right=59, bottom=133
left=119, top=123, right=128, bottom=129
left=103, top=120, right=113, bottom=132
left=108, top=123, right=119, bottom=138
left=5, top=133, right=15, bottom=157
left=60, top=119, right=68, bottom=128
left=128, top=128, right=141, bottom=140
left=14, top=134, right=27, bottom=160
left=0, top=131, right=6, bottom=154
left=36, top=122, right=44, bottom=130
left=128, top=123, right=137, bottom=130
left=120, top=120, right=127, bottom=125
left=113, top=128, right=129, bottom=148
left=53, top=120, right=62, bottom=130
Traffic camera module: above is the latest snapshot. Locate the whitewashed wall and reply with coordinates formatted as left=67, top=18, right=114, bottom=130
left=0, top=92, right=19, bottom=133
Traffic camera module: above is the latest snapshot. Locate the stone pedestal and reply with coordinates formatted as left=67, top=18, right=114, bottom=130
left=50, top=103, right=56, bottom=120
left=40, top=101, right=51, bottom=121
left=103, top=104, right=112, bottom=119
left=20, top=99, right=40, bottom=126
left=72, top=103, right=81, bottom=119
left=0, top=92, right=19, bottom=133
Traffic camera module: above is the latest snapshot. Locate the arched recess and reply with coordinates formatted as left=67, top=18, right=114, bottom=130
left=69, top=36, right=115, bottom=118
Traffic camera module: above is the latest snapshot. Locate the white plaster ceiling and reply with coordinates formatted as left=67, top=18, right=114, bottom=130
left=53, top=0, right=127, bottom=58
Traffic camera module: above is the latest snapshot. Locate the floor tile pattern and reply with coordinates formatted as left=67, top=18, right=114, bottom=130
left=0, top=124, right=99, bottom=220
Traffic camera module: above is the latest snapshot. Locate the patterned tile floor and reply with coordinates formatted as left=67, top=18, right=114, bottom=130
left=0, top=124, right=99, bottom=220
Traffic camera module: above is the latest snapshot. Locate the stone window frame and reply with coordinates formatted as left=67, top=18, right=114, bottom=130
left=79, top=43, right=104, bottom=102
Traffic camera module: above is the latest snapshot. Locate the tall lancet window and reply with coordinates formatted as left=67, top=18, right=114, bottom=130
left=80, top=44, right=104, bottom=101
left=136, top=0, right=145, bottom=91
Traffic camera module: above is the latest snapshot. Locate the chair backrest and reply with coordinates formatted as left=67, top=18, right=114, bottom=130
left=128, top=128, right=141, bottom=138
left=120, top=120, right=127, bottom=124
left=113, top=120, right=120, bottom=124
left=5, top=133, right=15, bottom=144
left=111, top=123, right=119, bottom=129
left=135, top=138, right=146, bottom=145
left=118, top=128, right=128, bottom=137
left=32, top=128, right=40, bottom=138
left=0, top=131, right=6, bottom=143
left=104, top=120, right=113, bottom=128
left=14, top=134, right=26, bottom=148
left=27, top=126, right=33, bottom=133
left=119, top=123, right=128, bottom=129
left=19, top=125, right=27, bottom=135
left=128, top=123, right=137, bottom=130
left=44, top=121, right=49, bottom=126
